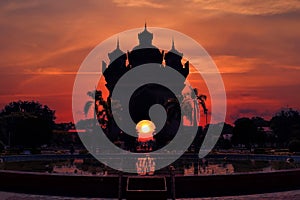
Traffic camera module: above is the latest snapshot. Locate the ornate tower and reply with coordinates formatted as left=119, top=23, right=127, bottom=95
left=102, top=38, right=128, bottom=98
left=101, top=25, right=192, bottom=147
left=127, top=24, right=164, bottom=68
left=137, top=23, right=153, bottom=47
left=164, top=38, right=189, bottom=78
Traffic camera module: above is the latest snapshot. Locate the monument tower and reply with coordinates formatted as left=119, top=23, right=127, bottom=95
left=101, top=25, right=191, bottom=148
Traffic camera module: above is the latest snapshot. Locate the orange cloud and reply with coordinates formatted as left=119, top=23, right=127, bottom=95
left=186, top=0, right=300, bottom=15
left=112, top=0, right=166, bottom=8
left=0, top=0, right=300, bottom=124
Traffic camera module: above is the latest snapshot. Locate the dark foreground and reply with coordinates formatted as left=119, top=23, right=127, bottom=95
left=0, top=189, right=300, bottom=200
left=0, top=169, right=300, bottom=199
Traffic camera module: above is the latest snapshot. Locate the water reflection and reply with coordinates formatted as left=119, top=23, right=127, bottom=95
left=52, top=159, right=108, bottom=176
left=183, top=159, right=234, bottom=176
left=0, top=157, right=298, bottom=176
left=136, top=155, right=155, bottom=175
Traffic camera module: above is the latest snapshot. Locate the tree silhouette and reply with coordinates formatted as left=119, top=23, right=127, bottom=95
left=232, top=117, right=269, bottom=149
left=84, top=90, right=110, bottom=130
left=194, top=88, right=208, bottom=125
left=270, top=108, right=300, bottom=147
left=288, top=139, right=300, bottom=152
left=232, top=117, right=256, bottom=149
left=181, top=88, right=208, bottom=126
left=0, top=101, right=55, bottom=148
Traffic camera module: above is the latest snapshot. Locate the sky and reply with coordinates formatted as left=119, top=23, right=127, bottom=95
left=0, top=0, right=300, bottom=124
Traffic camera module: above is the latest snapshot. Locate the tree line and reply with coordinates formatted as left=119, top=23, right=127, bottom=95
left=0, top=101, right=55, bottom=151
left=212, top=108, right=300, bottom=152
left=0, top=100, right=300, bottom=153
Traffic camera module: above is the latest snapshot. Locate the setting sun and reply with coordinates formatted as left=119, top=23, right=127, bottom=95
left=136, top=120, right=156, bottom=140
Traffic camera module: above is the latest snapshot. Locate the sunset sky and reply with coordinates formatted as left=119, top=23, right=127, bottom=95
left=1, top=0, right=300, bottom=124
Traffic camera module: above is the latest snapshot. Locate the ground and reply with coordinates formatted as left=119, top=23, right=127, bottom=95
left=0, top=190, right=300, bottom=200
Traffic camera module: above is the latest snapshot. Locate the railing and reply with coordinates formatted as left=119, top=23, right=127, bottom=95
left=1, top=153, right=300, bottom=163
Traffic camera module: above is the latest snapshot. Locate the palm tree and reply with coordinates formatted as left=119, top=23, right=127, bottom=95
left=84, top=90, right=109, bottom=129
left=195, top=90, right=208, bottom=125
left=181, top=88, right=208, bottom=126
left=164, top=97, right=181, bottom=123
left=84, top=90, right=97, bottom=122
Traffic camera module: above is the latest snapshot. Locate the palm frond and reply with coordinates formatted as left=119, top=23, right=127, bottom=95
left=87, top=91, right=95, bottom=99
left=84, top=101, right=94, bottom=117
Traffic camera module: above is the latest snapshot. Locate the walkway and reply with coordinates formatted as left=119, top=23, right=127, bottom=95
left=0, top=190, right=300, bottom=200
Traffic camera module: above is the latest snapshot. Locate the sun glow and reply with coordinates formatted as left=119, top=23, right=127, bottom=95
left=141, top=124, right=151, bottom=133
left=136, top=120, right=156, bottom=141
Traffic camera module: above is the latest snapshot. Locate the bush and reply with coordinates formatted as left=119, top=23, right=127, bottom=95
left=253, top=148, right=266, bottom=154
left=288, top=139, right=300, bottom=152
left=0, top=141, right=4, bottom=152
left=79, top=149, right=89, bottom=155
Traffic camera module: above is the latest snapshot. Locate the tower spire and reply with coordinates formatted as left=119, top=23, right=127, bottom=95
left=117, top=37, right=120, bottom=49
left=168, top=36, right=183, bottom=57
left=108, top=37, right=124, bottom=62
left=172, top=36, right=175, bottom=50
left=137, top=22, right=153, bottom=47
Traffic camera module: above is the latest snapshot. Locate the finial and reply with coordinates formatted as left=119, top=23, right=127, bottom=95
left=144, top=21, right=147, bottom=30
left=172, top=36, right=175, bottom=49
left=117, top=37, right=120, bottom=49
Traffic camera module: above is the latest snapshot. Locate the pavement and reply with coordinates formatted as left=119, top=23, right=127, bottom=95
left=0, top=190, right=300, bottom=200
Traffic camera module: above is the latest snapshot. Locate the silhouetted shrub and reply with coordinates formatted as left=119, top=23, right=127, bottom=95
left=288, top=139, right=300, bottom=152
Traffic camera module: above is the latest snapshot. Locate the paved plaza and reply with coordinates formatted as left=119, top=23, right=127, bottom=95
left=0, top=190, right=300, bottom=200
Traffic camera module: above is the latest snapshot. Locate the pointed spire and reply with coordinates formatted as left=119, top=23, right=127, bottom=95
left=116, top=37, right=120, bottom=49
left=172, top=36, right=175, bottom=50
left=108, top=37, right=125, bottom=62
left=137, top=22, right=153, bottom=47
left=168, top=36, right=183, bottom=57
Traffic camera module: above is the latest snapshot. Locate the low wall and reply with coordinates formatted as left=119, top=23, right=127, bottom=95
left=0, top=170, right=120, bottom=198
left=175, top=169, right=300, bottom=198
left=1, top=154, right=300, bottom=198
left=0, top=169, right=300, bottom=198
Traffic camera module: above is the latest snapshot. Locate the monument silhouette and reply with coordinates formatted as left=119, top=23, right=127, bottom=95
left=100, top=24, right=192, bottom=150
